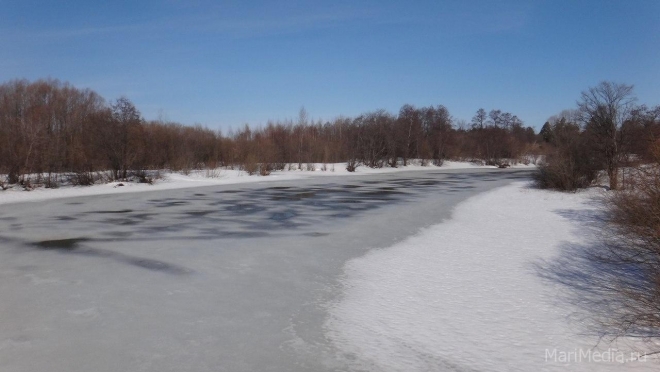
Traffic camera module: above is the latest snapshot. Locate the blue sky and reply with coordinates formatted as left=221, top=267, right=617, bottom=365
left=1, top=0, right=658, bottom=130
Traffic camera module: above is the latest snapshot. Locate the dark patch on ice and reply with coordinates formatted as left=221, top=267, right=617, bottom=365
left=123, top=257, right=190, bottom=275
left=34, top=238, right=90, bottom=250
left=103, top=231, right=133, bottom=237
left=55, top=216, right=77, bottom=221
left=221, top=231, right=269, bottom=238
left=358, top=190, right=405, bottom=197
left=130, top=213, right=155, bottom=220
left=303, top=232, right=329, bottom=237
left=184, top=210, right=215, bottom=217
left=142, top=224, right=187, bottom=233
left=448, top=186, right=475, bottom=191
left=226, top=204, right=267, bottom=215
left=90, top=209, right=133, bottom=214
left=271, top=191, right=315, bottom=201
left=330, top=199, right=363, bottom=204
left=155, top=201, right=190, bottom=208
left=31, top=238, right=190, bottom=274
left=271, top=210, right=297, bottom=221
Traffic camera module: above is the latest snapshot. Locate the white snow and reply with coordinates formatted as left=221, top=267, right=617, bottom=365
left=0, top=161, right=534, bottom=205
left=324, top=182, right=658, bottom=371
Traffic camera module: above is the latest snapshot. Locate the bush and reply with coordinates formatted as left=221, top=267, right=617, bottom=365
left=205, top=168, right=221, bottom=178
left=271, top=162, right=286, bottom=171
left=603, top=166, right=660, bottom=341
left=534, top=135, right=600, bottom=191
left=44, top=174, right=60, bottom=189
left=21, top=177, right=34, bottom=191
left=259, top=163, right=271, bottom=176
left=346, top=159, right=358, bottom=172
left=242, top=155, right=259, bottom=175
left=433, top=158, right=445, bottom=166
left=534, top=156, right=598, bottom=191
left=7, top=169, right=19, bottom=185
left=70, top=171, right=96, bottom=186
left=133, top=170, right=154, bottom=184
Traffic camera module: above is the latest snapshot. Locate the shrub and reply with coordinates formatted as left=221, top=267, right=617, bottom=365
left=604, top=166, right=660, bottom=341
left=205, top=168, right=221, bottom=178
left=44, top=174, right=60, bottom=189
left=433, top=158, right=445, bottom=166
left=133, top=170, right=154, bottom=184
left=534, top=135, right=600, bottom=191
left=7, top=169, right=19, bottom=185
left=70, top=171, right=96, bottom=186
left=242, top=155, right=259, bottom=175
left=534, top=155, right=597, bottom=191
left=271, top=162, right=286, bottom=171
left=259, top=163, right=271, bottom=176
left=21, top=177, right=34, bottom=191
left=346, top=159, right=358, bottom=172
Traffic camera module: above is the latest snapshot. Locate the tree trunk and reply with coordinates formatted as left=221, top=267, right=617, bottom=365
left=608, top=162, right=618, bottom=190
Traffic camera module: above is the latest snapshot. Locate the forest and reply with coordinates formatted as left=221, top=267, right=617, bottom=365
left=1, top=78, right=659, bottom=192
left=0, top=79, right=542, bottom=186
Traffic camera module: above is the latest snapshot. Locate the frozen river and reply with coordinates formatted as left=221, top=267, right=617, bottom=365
left=0, top=168, right=531, bottom=372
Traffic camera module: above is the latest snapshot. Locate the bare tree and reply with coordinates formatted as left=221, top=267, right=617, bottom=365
left=471, top=108, right=487, bottom=129
left=577, top=81, right=636, bottom=190
left=397, top=104, right=421, bottom=165
left=107, top=97, right=142, bottom=179
left=488, top=109, right=502, bottom=128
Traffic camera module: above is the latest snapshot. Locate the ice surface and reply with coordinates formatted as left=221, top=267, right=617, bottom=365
left=0, top=169, right=531, bottom=372
left=0, top=161, right=535, bottom=206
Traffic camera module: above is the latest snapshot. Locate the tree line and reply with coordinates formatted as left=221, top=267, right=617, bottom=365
left=0, top=78, right=540, bottom=186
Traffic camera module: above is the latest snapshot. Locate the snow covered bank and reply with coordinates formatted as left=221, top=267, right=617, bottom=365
left=0, top=161, right=534, bottom=205
left=324, top=182, right=657, bottom=371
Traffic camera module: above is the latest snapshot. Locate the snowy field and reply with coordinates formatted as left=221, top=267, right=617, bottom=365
left=325, top=182, right=658, bottom=371
left=0, top=161, right=534, bottom=205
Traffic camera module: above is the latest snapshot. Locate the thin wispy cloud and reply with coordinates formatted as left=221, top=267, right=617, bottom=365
left=3, top=7, right=377, bottom=42
left=193, top=10, right=377, bottom=38
left=2, top=2, right=529, bottom=45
